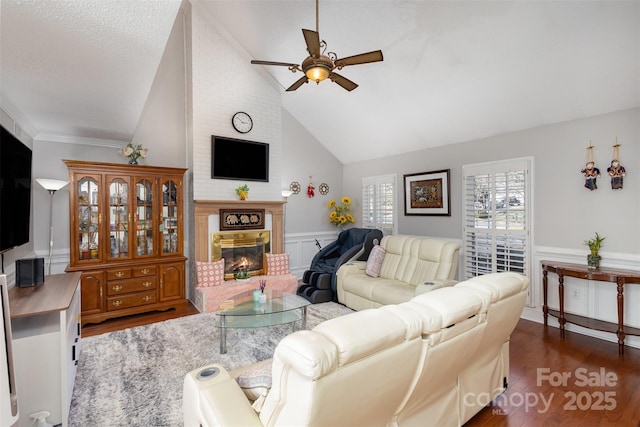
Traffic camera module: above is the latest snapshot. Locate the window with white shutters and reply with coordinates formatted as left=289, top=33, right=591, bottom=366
left=362, top=174, right=397, bottom=235
left=463, top=158, right=532, bottom=279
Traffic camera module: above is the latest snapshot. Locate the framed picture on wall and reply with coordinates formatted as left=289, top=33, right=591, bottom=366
left=403, top=169, right=451, bottom=216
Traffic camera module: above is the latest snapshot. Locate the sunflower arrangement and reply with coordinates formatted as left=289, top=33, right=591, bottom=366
left=328, top=196, right=355, bottom=226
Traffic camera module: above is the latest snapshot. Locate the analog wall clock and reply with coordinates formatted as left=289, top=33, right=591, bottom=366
left=232, top=112, right=253, bottom=134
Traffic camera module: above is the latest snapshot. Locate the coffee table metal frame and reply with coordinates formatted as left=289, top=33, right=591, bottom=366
left=214, top=289, right=310, bottom=354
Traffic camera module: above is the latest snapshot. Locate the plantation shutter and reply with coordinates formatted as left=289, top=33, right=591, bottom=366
left=362, top=174, right=396, bottom=235
left=463, top=159, right=531, bottom=279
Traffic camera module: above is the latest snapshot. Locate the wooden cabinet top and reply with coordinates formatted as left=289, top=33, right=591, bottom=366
left=63, top=159, right=187, bottom=176
left=541, top=260, right=640, bottom=284
left=8, top=272, right=81, bottom=318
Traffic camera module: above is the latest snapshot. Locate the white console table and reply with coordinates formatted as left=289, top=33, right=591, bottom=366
left=9, top=272, right=81, bottom=427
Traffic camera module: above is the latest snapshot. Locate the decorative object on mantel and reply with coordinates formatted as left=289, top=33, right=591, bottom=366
left=580, top=144, right=600, bottom=191
left=119, top=142, right=148, bottom=165
left=235, top=184, right=249, bottom=200
left=219, top=208, right=265, bottom=231
left=307, top=176, right=315, bottom=198
left=328, top=196, right=354, bottom=227
left=289, top=181, right=301, bottom=194
left=319, top=182, right=329, bottom=195
left=583, top=232, right=605, bottom=269
left=607, top=141, right=625, bottom=190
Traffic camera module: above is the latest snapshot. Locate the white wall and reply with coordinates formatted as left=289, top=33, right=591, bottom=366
left=190, top=2, right=282, bottom=202
left=281, top=109, right=344, bottom=234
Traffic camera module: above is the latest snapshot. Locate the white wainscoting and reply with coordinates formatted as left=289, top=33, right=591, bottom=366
left=523, top=246, right=640, bottom=350
left=284, top=231, right=339, bottom=279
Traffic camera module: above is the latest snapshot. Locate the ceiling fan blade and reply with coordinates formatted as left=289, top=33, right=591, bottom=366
left=302, top=29, right=321, bottom=58
left=286, top=76, right=309, bottom=92
left=251, top=60, right=299, bottom=68
left=329, top=72, right=358, bottom=91
left=335, top=50, right=384, bottom=68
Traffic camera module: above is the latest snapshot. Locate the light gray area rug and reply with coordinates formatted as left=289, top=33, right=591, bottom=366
left=69, top=302, right=353, bottom=427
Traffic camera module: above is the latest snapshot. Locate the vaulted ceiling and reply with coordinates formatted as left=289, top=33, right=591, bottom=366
left=1, top=0, right=638, bottom=164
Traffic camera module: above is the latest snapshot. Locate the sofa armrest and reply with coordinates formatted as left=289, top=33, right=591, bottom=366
left=414, top=279, right=458, bottom=295
left=184, top=364, right=263, bottom=427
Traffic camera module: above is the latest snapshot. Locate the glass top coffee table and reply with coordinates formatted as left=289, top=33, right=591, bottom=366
left=214, top=289, right=310, bottom=354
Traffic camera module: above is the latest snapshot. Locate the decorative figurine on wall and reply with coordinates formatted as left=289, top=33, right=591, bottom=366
left=580, top=144, right=600, bottom=191
left=307, top=177, right=315, bottom=198
left=607, top=142, right=625, bottom=190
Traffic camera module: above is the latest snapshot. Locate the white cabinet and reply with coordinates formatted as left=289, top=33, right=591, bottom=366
left=9, top=273, right=81, bottom=427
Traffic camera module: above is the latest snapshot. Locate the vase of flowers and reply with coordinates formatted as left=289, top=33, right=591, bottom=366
left=235, top=184, right=249, bottom=200
left=328, top=196, right=355, bottom=228
left=583, top=232, right=605, bottom=269
left=119, top=142, right=148, bottom=165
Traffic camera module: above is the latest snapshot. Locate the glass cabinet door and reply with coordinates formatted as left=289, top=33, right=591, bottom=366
left=135, top=178, right=155, bottom=257
left=108, top=177, right=130, bottom=260
left=77, top=176, right=101, bottom=262
left=161, top=179, right=180, bottom=255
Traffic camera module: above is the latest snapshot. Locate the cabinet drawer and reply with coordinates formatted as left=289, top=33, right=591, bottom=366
left=107, top=269, right=132, bottom=281
left=106, top=277, right=157, bottom=296
left=133, top=266, right=157, bottom=277
left=107, top=291, right=156, bottom=311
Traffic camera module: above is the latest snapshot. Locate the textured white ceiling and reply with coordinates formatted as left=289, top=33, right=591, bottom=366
left=1, top=0, right=182, bottom=142
left=1, top=0, right=638, bottom=164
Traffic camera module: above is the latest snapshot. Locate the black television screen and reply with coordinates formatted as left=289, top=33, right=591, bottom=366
left=0, top=124, right=32, bottom=252
left=211, top=135, right=269, bottom=182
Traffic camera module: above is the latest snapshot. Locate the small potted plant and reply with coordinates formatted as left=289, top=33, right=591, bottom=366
left=583, top=232, right=605, bottom=269
left=235, top=184, right=249, bottom=201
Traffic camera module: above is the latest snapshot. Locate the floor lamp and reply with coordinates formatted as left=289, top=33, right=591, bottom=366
left=36, top=179, right=69, bottom=275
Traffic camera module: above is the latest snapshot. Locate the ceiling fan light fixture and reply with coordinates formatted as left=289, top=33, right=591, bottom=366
left=302, top=55, right=333, bottom=83
left=305, top=65, right=330, bottom=82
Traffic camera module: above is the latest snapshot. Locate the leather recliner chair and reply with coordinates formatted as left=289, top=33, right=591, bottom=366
left=297, top=227, right=383, bottom=303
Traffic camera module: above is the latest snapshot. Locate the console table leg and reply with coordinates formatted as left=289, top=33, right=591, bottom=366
left=542, top=269, right=549, bottom=325
left=617, top=279, right=625, bottom=355
left=558, top=273, right=565, bottom=338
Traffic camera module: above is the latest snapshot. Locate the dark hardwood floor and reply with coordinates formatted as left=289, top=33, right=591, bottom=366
left=81, top=303, right=200, bottom=338
left=81, top=307, right=640, bottom=426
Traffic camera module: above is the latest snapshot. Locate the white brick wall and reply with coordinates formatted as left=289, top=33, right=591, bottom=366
left=191, top=3, right=282, bottom=201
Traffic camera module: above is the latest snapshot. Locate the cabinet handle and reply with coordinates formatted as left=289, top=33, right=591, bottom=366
left=141, top=268, right=150, bottom=275
left=112, top=300, right=122, bottom=307
left=112, top=285, right=123, bottom=292
left=142, top=295, right=152, bottom=302
left=100, top=286, right=103, bottom=298
left=115, top=271, right=125, bottom=278
left=142, top=281, right=152, bottom=288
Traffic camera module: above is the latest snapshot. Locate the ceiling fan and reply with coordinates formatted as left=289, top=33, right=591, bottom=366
left=251, top=0, right=383, bottom=92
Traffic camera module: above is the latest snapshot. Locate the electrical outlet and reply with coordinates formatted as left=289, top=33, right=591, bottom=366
left=572, top=289, right=580, bottom=299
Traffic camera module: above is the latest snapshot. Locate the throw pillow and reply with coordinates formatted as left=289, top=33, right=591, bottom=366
left=365, top=245, right=386, bottom=278
left=266, top=253, right=290, bottom=276
left=234, top=358, right=273, bottom=402
left=196, top=259, right=225, bottom=287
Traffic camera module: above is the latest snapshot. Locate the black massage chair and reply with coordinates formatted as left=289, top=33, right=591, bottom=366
left=297, top=227, right=383, bottom=303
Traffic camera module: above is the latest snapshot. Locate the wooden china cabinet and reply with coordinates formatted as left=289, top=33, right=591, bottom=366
left=64, top=160, right=188, bottom=325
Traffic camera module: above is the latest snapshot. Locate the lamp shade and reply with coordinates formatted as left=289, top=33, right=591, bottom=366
left=281, top=190, right=294, bottom=198
left=36, top=179, right=68, bottom=192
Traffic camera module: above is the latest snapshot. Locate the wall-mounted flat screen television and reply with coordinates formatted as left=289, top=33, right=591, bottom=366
left=0, top=124, right=32, bottom=252
left=211, top=135, right=269, bottom=182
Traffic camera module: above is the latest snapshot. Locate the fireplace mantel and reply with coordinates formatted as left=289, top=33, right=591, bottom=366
left=194, top=200, right=286, bottom=262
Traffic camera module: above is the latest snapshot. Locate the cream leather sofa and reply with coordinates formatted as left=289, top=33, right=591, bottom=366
left=337, top=234, right=460, bottom=310
left=183, top=272, right=529, bottom=427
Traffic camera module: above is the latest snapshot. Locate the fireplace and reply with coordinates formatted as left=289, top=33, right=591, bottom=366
left=211, top=230, right=271, bottom=279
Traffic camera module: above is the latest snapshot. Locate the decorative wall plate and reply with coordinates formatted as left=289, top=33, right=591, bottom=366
left=319, top=183, right=329, bottom=195
left=290, top=181, right=301, bottom=194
